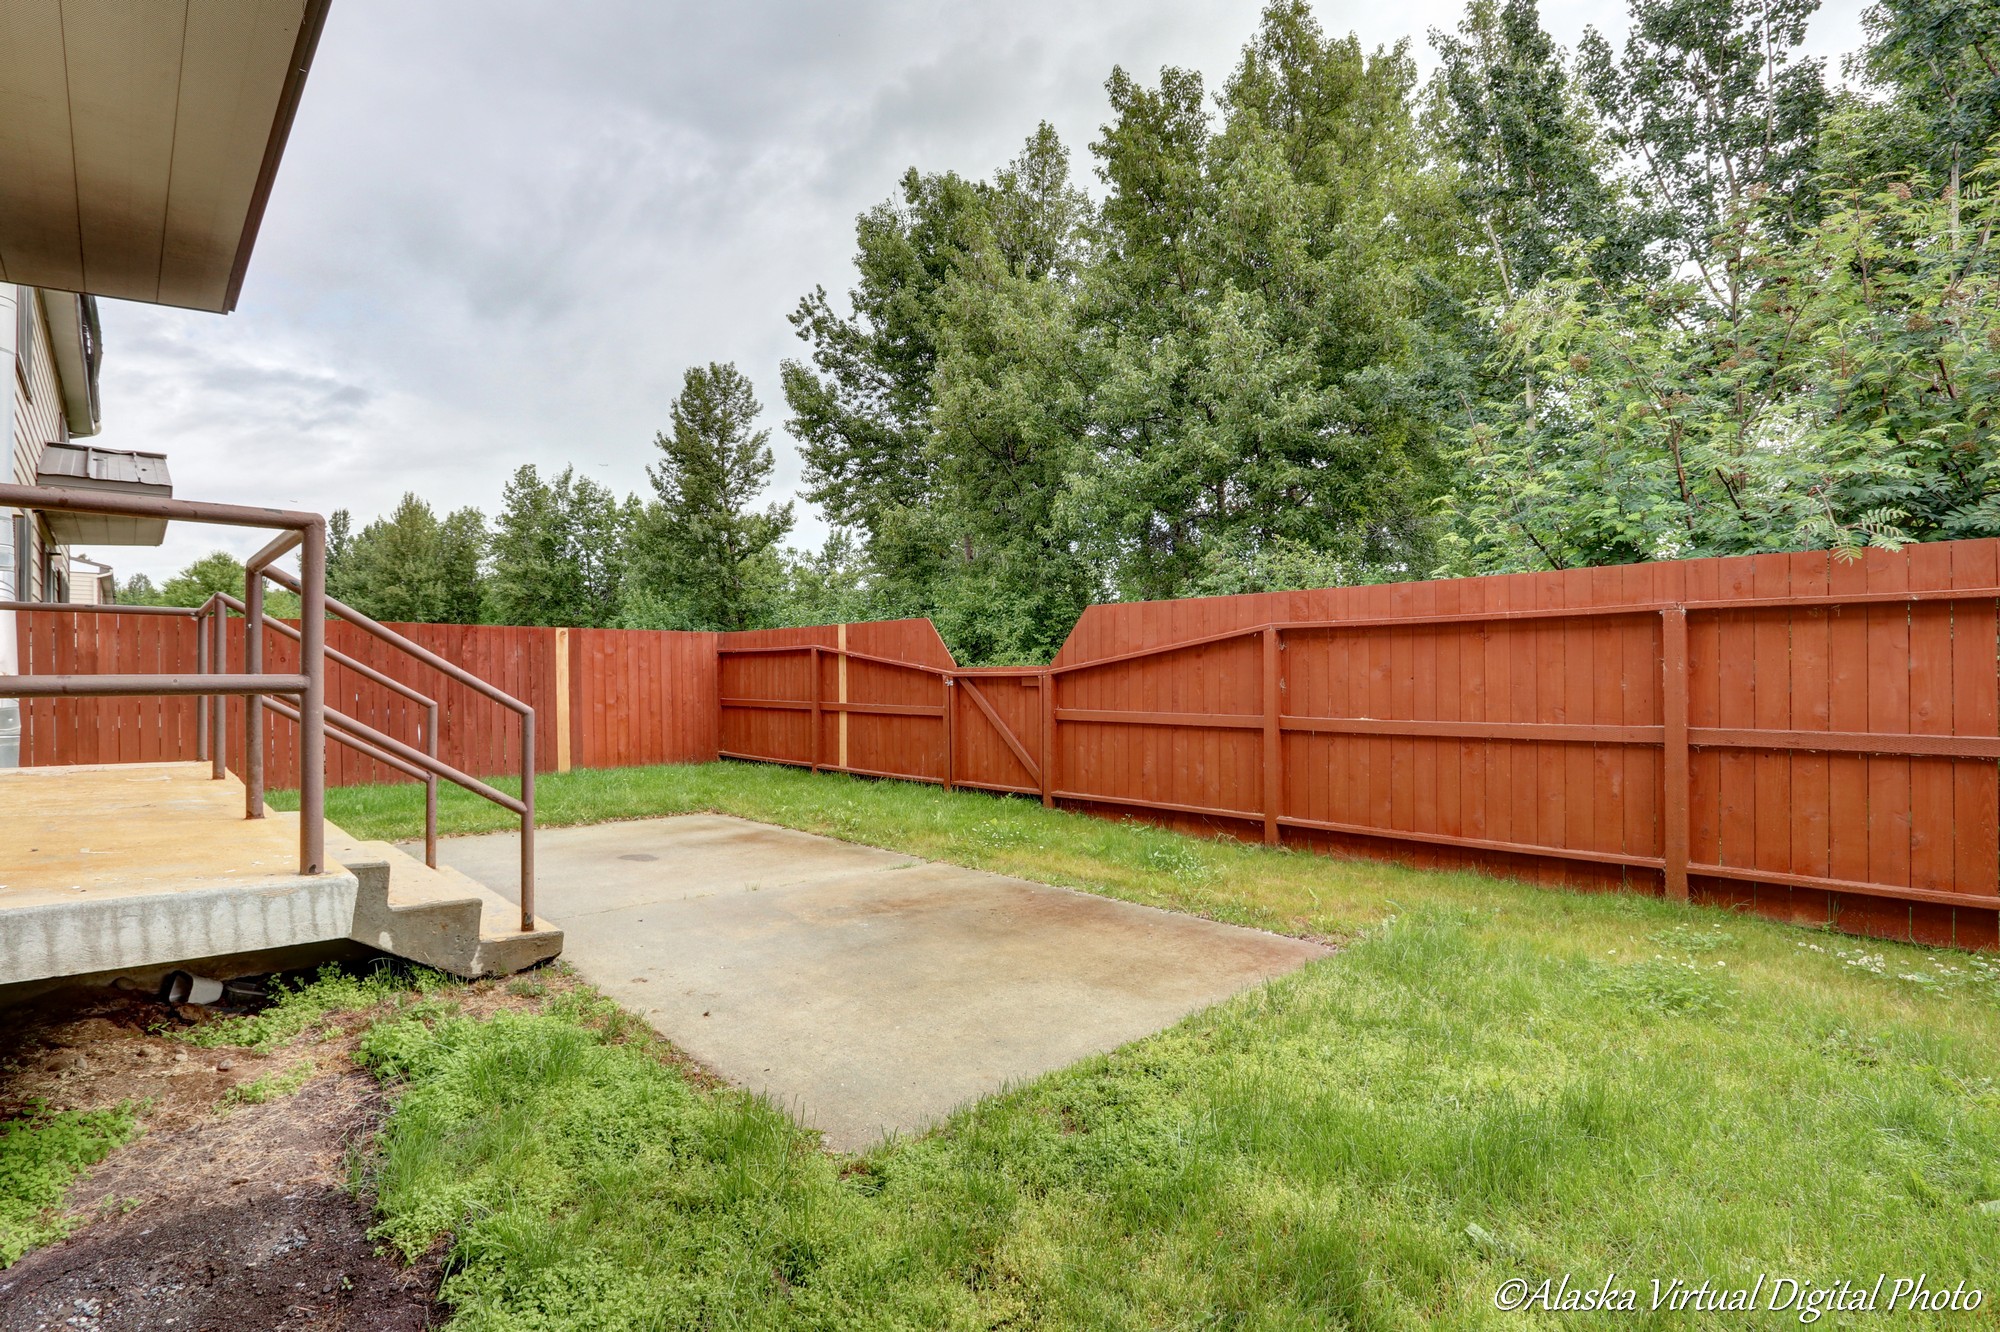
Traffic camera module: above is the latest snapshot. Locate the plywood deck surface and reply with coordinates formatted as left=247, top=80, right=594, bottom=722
left=0, top=762, right=315, bottom=907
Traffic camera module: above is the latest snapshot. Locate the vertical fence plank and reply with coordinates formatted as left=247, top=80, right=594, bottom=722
left=1865, top=547, right=1915, bottom=940
left=809, top=646, right=822, bottom=773
left=1908, top=544, right=1956, bottom=898
left=1041, top=667, right=1055, bottom=807
left=1752, top=554, right=1794, bottom=917
left=1788, top=550, right=1832, bottom=921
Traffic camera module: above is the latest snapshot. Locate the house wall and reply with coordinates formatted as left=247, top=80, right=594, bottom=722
left=6, top=284, right=70, bottom=601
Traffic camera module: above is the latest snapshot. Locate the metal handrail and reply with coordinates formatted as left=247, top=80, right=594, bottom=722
left=0, top=600, right=195, bottom=616
left=2, top=497, right=534, bottom=922
left=255, top=565, right=536, bottom=929
left=0, top=484, right=329, bottom=875
left=197, top=592, right=442, bottom=868
left=262, top=695, right=431, bottom=786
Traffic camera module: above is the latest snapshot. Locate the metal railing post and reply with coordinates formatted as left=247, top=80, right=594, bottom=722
left=210, top=604, right=227, bottom=781
left=424, top=700, right=439, bottom=869
left=519, top=708, right=535, bottom=931
left=243, top=573, right=265, bottom=818
left=298, top=521, right=327, bottom=875
left=259, top=561, right=531, bottom=902
left=195, top=604, right=211, bottom=762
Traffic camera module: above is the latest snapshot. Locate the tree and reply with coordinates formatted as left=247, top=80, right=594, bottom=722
left=916, top=129, right=1102, bottom=661
left=486, top=466, right=635, bottom=628
left=629, top=364, right=794, bottom=631
left=115, top=572, right=164, bottom=606
left=1439, top=178, right=2000, bottom=571
left=762, top=531, right=877, bottom=628
left=1428, top=0, right=1649, bottom=297
left=780, top=164, right=990, bottom=604
left=158, top=551, right=301, bottom=617
left=333, top=494, right=486, bottom=624
left=160, top=552, right=249, bottom=608
left=1855, top=0, right=2000, bottom=236
left=1080, top=2, right=1447, bottom=601
left=325, top=509, right=356, bottom=602
left=1577, top=0, right=1833, bottom=314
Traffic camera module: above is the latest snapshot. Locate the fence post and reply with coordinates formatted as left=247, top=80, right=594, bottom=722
left=1262, top=626, right=1281, bottom=846
left=1661, top=606, right=1690, bottom=901
left=809, top=645, right=821, bottom=773
left=554, top=627, right=572, bottom=773
left=1040, top=669, right=1054, bottom=807
left=943, top=676, right=955, bottom=791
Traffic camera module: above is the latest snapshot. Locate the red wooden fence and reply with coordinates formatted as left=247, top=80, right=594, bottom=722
left=15, top=616, right=717, bottom=787
left=717, top=542, right=2000, bottom=951
left=567, top=627, right=719, bottom=771
left=17, top=538, right=2000, bottom=948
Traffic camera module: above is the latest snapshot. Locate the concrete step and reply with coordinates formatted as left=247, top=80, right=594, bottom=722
left=323, top=825, right=562, bottom=979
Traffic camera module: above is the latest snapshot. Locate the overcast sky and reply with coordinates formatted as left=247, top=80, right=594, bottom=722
left=91, top=0, right=1869, bottom=582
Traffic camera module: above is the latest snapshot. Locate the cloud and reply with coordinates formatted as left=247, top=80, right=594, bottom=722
left=89, top=0, right=1867, bottom=583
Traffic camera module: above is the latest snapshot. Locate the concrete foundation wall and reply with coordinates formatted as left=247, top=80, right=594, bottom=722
left=0, top=873, right=359, bottom=985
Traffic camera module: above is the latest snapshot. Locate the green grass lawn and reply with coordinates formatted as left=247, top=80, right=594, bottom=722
left=276, top=763, right=2000, bottom=1329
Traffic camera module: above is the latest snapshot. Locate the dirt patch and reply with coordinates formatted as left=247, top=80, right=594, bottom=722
left=0, top=966, right=717, bottom=1331
left=0, top=1070, right=439, bottom=1331
left=0, top=976, right=571, bottom=1331
left=0, top=987, right=253, bottom=1134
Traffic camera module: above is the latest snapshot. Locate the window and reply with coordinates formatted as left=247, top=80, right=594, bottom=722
left=36, top=517, right=55, bottom=603
left=0, top=509, right=17, bottom=600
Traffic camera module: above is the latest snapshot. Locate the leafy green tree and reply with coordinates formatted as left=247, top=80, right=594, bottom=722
left=922, top=126, right=1104, bottom=662
left=486, top=466, right=635, bottom=628
left=762, top=531, right=877, bottom=628
left=629, top=364, right=794, bottom=632
left=160, top=552, right=249, bottom=608
left=1439, top=177, right=2000, bottom=570
left=1854, top=0, right=2000, bottom=233
left=325, top=509, right=355, bottom=601
left=781, top=169, right=985, bottom=562
left=1428, top=0, right=1649, bottom=297
left=1578, top=0, right=1833, bottom=312
left=114, top=572, right=164, bottom=606
left=1080, top=2, right=1447, bottom=601
left=333, top=494, right=486, bottom=624
left=158, top=551, right=301, bottom=617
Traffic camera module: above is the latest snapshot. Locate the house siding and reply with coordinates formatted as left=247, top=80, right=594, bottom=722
left=8, top=284, right=71, bottom=600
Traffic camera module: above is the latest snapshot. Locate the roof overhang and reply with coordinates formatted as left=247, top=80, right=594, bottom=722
left=0, top=0, right=331, bottom=314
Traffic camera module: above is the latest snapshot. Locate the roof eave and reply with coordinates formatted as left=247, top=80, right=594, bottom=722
left=222, top=0, right=334, bottom=314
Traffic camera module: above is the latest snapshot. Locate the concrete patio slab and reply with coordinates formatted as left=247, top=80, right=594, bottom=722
left=430, top=814, right=1329, bottom=1150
